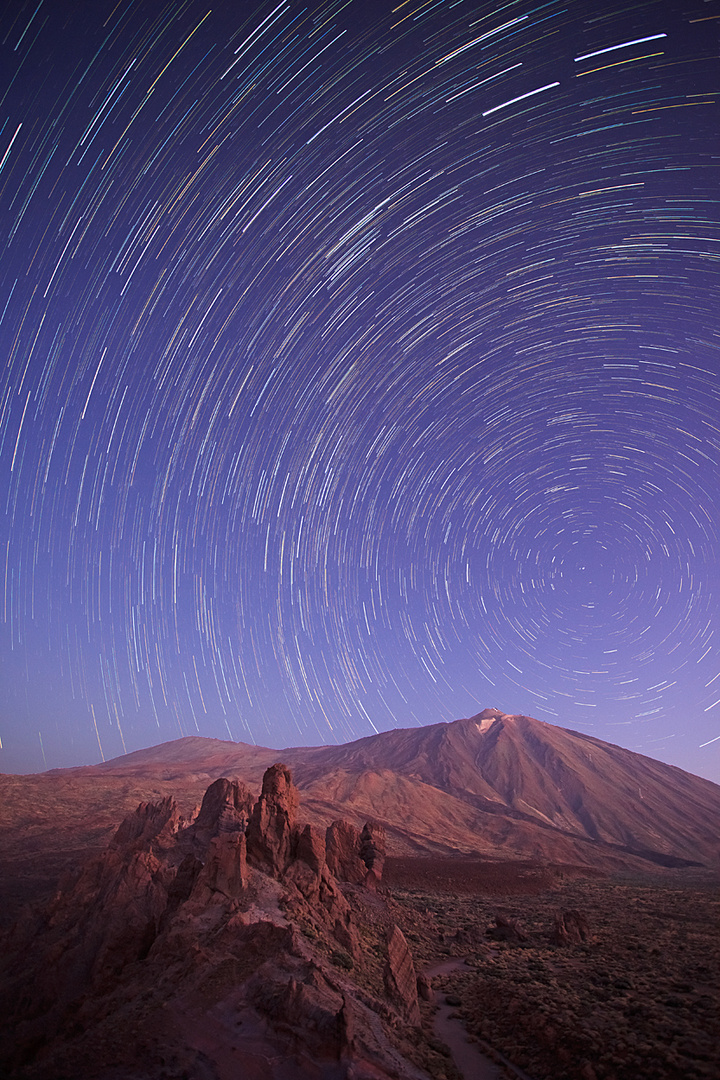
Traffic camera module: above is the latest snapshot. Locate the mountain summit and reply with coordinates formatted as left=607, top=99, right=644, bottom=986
left=281, top=709, right=720, bottom=869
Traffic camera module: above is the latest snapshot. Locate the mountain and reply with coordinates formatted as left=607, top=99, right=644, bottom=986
left=287, top=709, right=720, bottom=868
left=1, top=709, right=718, bottom=933
left=1, top=709, right=719, bottom=1080
left=80, top=708, right=720, bottom=869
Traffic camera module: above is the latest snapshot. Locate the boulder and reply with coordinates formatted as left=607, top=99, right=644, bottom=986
left=417, top=972, right=434, bottom=1003
left=485, top=914, right=528, bottom=943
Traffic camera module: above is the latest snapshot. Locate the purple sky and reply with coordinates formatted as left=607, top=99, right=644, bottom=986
left=1, top=0, right=719, bottom=782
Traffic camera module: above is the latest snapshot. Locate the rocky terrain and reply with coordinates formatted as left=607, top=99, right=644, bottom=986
left=1, top=764, right=442, bottom=1079
left=1, top=709, right=718, bottom=1079
left=3, top=709, right=720, bottom=935
left=385, top=859, right=720, bottom=1080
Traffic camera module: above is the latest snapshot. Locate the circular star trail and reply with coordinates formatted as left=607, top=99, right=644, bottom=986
left=1, top=0, right=719, bottom=779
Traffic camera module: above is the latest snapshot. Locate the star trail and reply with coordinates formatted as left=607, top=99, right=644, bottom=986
left=1, top=0, right=719, bottom=780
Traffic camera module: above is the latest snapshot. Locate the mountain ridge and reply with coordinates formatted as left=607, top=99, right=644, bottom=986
left=3, top=710, right=717, bottom=897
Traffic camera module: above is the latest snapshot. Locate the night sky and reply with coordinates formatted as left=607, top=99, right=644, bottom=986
left=1, top=0, right=719, bottom=781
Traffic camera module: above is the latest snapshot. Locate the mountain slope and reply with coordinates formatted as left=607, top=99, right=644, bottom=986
left=285, top=709, right=720, bottom=866
left=1, top=708, right=719, bottom=931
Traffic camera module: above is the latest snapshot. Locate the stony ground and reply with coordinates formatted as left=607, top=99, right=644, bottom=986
left=383, top=858, right=720, bottom=1080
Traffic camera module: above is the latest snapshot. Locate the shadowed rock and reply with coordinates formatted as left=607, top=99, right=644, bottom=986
left=486, top=914, right=528, bottom=943
left=417, top=971, right=434, bottom=1003
left=246, top=763, right=300, bottom=876
left=190, top=832, right=247, bottom=904
left=111, top=795, right=179, bottom=849
left=360, top=821, right=386, bottom=887
left=552, top=908, right=590, bottom=945
left=326, top=820, right=367, bottom=884
left=384, top=924, right=421, bottom=1027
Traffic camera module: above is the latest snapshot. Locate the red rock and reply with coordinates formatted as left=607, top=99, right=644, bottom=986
left=190, top=832, right=247, bottom=904
left=111, top=795, right=179, bottom=848
left=551, top=908, right=590, bottom=945
left=187, top=776, right=253, bottom=847
left=485, top=914, right=528, bottom=943
left=384, top=924, right=421, bottom=1027
left=417, top=972, right=434, bottom=1003
left=325, top=820, right=367, bottom=884
left=360, top=822, right=386, bottom=883
left=295, top=823, right=326, bottom=873
left=332, top=912, right=359, bottom=960
left=246, top=763, right=299, bottom=877
left=0, top=775, right=433, bottom=1080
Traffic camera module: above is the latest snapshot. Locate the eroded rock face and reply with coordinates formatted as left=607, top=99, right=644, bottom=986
left=551, top=908, right=590, bottom=945
left=187, top=776, right=253, bottom=849
left=190, top=832, right=247, bottom=905
left=360, top=822, right=386, bottom=886
left=0, top=768, right=433, bottom=1080
left=384, top=924, right=421, bottom=1027
left=295, top=823, right=326, bottom=874
left=326, top=820, right=367, bottom=884
left=111, top=795, right=180, bottom=849
left=245, top=762, right=299, bottom=877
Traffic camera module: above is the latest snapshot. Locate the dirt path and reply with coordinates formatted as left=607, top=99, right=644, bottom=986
left=426, top=959, right=536, bottom=1080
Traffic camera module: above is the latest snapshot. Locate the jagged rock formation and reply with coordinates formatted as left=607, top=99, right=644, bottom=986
left=551, top=908, right=591, bottom=946
left=0, top=765, right=430, bottom=1080
left=326, top=819, right=368, bottom=884
left=186, top=775, right=254, bottom=847
left=384, top=925, right=422, bottom=1027
left=360, top=821, right=386, bottom=887
left=246, top=762, right=299, bottom=875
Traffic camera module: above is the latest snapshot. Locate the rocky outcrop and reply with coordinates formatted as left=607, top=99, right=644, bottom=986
left=252, top=964, right=349, bottom=1060
left=246, top=762, right=299, bottom=876
left=360, top=822, right=386, bottom=885
left=384, top=924, right=421, bottom=1027
left=295, top=823, right=326, bottom=874
left=326, top=820, right=367, bottom=884
left=0, top=768, right=434, bottom=1080
left=551, top=908, right=590, bottom=945
left=486, top=914, right=528, bottom=943
left=186, top=776, right=253, bottom=850
left=189, top=832, right=247, bottom=904
left=111, top=794, right=180, bottom=848
left=325, top=819, right=386, bottom=888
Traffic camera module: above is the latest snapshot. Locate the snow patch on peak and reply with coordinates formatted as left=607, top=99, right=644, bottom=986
left=473, top=708, right=512, bottom=732
left=475, top=717, right=498, bottom=733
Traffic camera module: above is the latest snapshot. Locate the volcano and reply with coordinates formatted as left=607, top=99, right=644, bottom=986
left=1, top=709, right=719, bottom=1080
left=2, top=709, right=719, bottom=927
